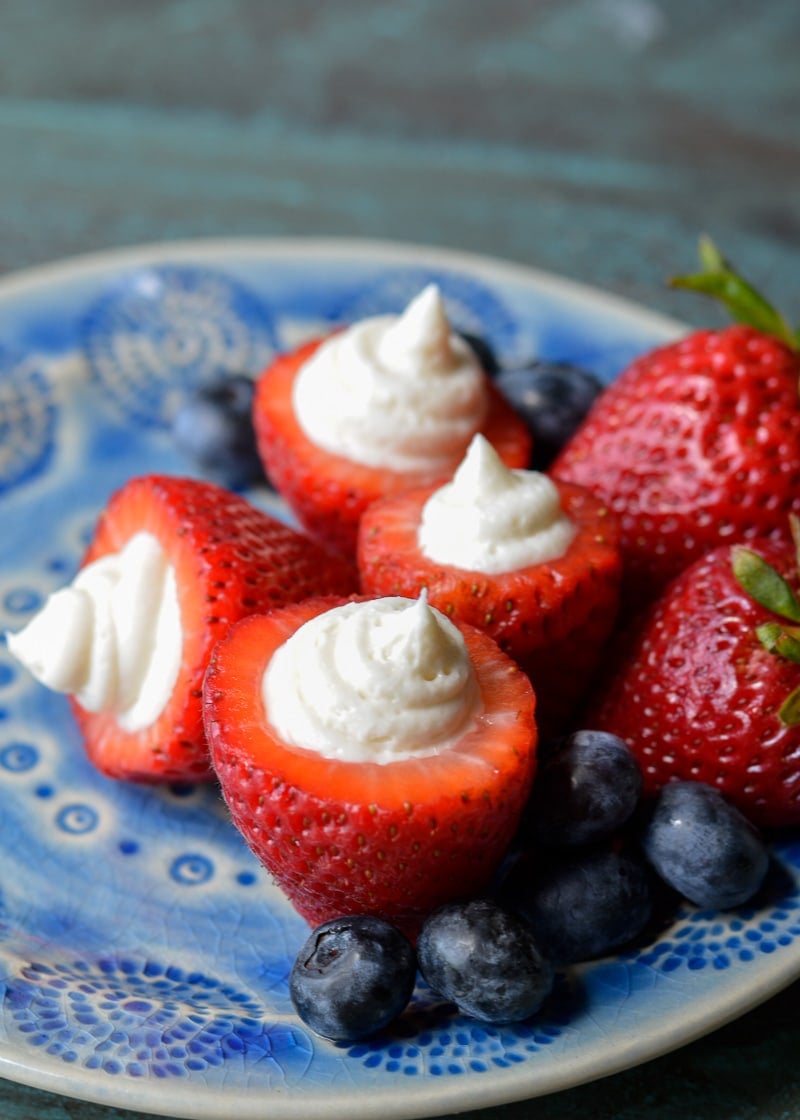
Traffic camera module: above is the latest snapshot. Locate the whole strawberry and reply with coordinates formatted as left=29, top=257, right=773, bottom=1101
left=552, top=240, right=800, bottom=609
left=588, top=527, right=800, bottom=828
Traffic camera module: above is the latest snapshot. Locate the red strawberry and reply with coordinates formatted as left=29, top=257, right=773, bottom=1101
left=552, top=242, right=800, bottom=610
left=203, top=596, right=537, bottom=936
left=71, top=475, right=357, bottom=783
left=588, top=533, right=800, bottom=828
left=357, top=479, right=621, bottom=736
left=253, top=338, right=532, bottom=557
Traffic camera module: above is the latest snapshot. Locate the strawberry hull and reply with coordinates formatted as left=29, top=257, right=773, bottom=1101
left=73, top=476, right=358, bottom=783
left=357, top=480, right=622, bottom=736
left=203, top=597, right=538, bottom=937
left=252, top=338, right=533, bottom=557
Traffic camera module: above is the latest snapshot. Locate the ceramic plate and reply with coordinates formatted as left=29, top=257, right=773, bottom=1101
left=0, top=239, right=798, bottom=1120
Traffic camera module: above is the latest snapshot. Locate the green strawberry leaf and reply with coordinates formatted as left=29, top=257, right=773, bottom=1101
left=732, top=546, right=800, bottom=623
left=756, top=622, right=800, bottom=663
left=670, top=236, right=799, bottom=350
left=778, top=684, right=800, bottom=727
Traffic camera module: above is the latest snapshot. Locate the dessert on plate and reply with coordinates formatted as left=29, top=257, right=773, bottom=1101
left=252, top=284, right=532, bottom=555
left=357, top=433, right=622, bottom=734
left=203, top=592, right=537, bottom=935
left=6, top=474, right=357, bottom=782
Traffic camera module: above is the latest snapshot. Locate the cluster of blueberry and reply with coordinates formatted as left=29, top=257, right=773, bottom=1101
left=288, top=730, right=768, bottom=1044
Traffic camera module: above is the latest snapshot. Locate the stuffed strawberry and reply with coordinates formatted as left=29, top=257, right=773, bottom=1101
left=203, top=593, right=537, bottom=936
left=588, top=525, right=800, bottom=828
left=253, top=286, right=532, bottom=556
left=552, top=240, right=800, bottom=610
left=7, top=475, right=358, bottom=783
left=357, top=435, right=622, bottom=736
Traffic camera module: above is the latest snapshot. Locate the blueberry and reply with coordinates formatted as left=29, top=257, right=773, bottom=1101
left=459, top=331, right=500, bottom=376
left=500, top=846, right=654, bottom=964
left=289, top=915, right=417, bottom=1042
left=495, top=361, right=603, bottom=469
left=417, top=898, right=554, bottom=1024
left=523, top=730, right=643, bottom=848
left=641, top=782, right=769, bottom=909
left=172, top=373, right=267, bottom=490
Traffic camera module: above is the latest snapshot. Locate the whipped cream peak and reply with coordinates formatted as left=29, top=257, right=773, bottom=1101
left=291, top=286, right=488, bottom=473
left=450, top=430, right=518, bottom=497
left=376, top=590, right=462, bottom=680
left=262, top=595, right=481, bottom=763
left=6, top=531, right=182, bottom=732
left=418, top=433, right=577, bottom=574
left=376, top=284, right=456, bottom=373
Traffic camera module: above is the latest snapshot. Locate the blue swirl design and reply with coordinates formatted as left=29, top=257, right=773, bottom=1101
left=170, top=853, right=215, bottom=886
left=4, top=956, right=311, bottom=1079
left=80, top=266, right=278, bottom=429
left=0, top=742, right=39, bottom=773
left=331, top=268, right=523, bottom=362
left=55, top=804, right=99, bottom=836
left=0, top=344, right=56, bottom=496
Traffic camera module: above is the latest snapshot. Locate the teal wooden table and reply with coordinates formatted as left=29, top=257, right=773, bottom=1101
left=1, top=3, right=799, bottom=1118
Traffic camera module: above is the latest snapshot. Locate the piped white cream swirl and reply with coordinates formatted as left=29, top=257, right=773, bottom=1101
left=292, top=284, right=488, bottom=473
left=6, top=531, right=182, bottom=732
left=262, top=594, right=482, bottom=763
left=418, top=434, right=577, bottom=574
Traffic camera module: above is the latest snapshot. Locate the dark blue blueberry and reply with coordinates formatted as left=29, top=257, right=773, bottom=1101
left=416, top=898, right=554, bottom=1024
left=501, top=846, right=654, bottom=964
left=641, top=782, right=769, bottom=909
left=289, top=915, right=416, bottom=1042
left=171, top=374, right=267, bottom=490
left=494, top=361, right=603, bottom=469
left=458, top=332, right=500, bottom=376
left=523, top=730, right=643, bottom=848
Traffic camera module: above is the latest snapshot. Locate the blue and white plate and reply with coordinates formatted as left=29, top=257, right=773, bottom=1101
left=0, top=239, right=798, bottom=1120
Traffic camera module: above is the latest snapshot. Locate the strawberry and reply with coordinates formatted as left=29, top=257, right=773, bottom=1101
left=551, top=240, right=800, bottom=610
left=253, top=338, right=532, bottom=557
left=203, top=596, right=537, bottom=936
left=357, top=478, right=622, bottom=736
left=588, top=530, right=800, bottom=828
left=70, top=475, right=358, bottom=783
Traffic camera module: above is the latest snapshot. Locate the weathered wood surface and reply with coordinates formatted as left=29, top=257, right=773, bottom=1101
left=1, top=2, right=799, bottom=1117
left=2, top=0, right=799, bottom=324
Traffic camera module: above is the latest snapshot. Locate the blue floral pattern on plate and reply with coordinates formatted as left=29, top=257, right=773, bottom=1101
left=0, top=239, right=797, bottom=1120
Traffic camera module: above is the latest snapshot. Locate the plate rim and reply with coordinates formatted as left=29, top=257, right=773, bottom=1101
left=0, top=234, right=687, bottom=340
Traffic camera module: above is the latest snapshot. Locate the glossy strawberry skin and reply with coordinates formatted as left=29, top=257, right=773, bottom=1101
left=552, top=326, right=800, bottom=609
left=72, top=476, right=358, bottom=783
left=588, top=539, right=800, bottom=829
left=252, top=338, right=533, bottom=557
left=357, top=480, right=622, bottom=735
left=203, top=597, right=538, bottom=936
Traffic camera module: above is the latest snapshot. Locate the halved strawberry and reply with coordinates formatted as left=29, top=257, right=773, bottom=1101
left=357, top=480, right=621, bottom=735
left=72, top=475, right=358, bottom=782
left=203, top=596, right=537, bottom=936
left=253, top=338, right=532, bottom=556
